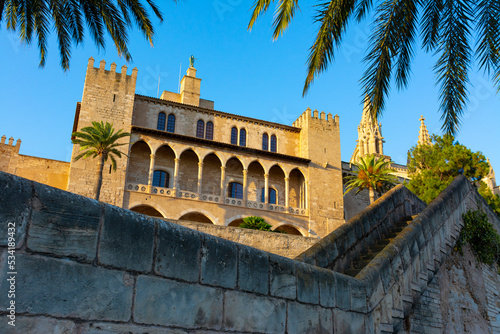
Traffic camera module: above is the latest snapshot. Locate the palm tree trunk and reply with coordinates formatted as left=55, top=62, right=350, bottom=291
left=94, top=154, right=106, bottom=201
left=369, top=188, right=375, bottom=204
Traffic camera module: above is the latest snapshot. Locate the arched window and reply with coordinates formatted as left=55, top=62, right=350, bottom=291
left=239, top=128, right=246, bottom=147
left=206, top=121, right=214, bottom=140
left=166, top=114, right=176, bottom=133
left=261, top=187, right=277, bottom=204
left=230, top=127, right=238, bottom=145
left=228, top=182, right=243, bottom=199
left=270, top=135, right=277, bottom=152
left=157, top=112, right=166, bottom=131
left=153, top=170, right=170, bottom=188
left=262, top=133, right=269, bottom=151
left=196, top=120, right=205, bottom=138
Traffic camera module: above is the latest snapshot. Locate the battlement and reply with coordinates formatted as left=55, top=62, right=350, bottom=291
left=86, top=57, right=138, bottom=80
left=0, top=135, right=21, bottom=153
left=292, top=107, right=339, bottom=129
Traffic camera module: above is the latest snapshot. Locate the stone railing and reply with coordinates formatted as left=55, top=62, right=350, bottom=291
left=126, top=182, right=148, bottom=193
left=151, top=186, right=175, bottom=197
left=176, top=190, right=198, bottom=200
left=200, top=193, right=221, bottom=203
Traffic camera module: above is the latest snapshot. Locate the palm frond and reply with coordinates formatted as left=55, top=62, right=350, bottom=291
left=476, top=0, right=500, bottom=83
left=421, top=0, right=443, bottom=51
left=248, top=0, right=273, bottom=30
left=272, top=0, right=299, bottom=40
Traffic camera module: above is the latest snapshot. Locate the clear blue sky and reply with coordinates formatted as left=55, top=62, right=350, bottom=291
left=1, top=2, right=499, bottom=176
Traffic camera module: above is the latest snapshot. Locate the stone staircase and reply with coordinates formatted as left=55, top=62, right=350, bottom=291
left=343, top=216, right=416, bottom=277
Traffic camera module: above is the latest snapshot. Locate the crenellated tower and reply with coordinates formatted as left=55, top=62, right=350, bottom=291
left=293, top=107, right=344, bottom=235
left=0, top=135, right=21, bottom=174
left=350, top=98, right=388, bottom=163
left=67, top=58, right=138, bottom=206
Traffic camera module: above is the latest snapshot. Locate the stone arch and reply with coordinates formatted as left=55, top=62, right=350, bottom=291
left=154, top=144, right=176, bottom=188
left=127, top=141, right=151, bottom=184
left=129, top=204, right=165, bottom=218
left=272, top=222, right=308, bottom=236
left=202, top=153, right=222, bottom=195
left=225, top=157, right=244, bottom=197
left=228, top=218, right=245, bottom=227
left=177, top=209, right=218, bottom=225
left=179, top=147, right=201, bottom=161
left=225, top=214, right=250, bottom=226
left=289, top=168, right=306, bottom=209
left=129, top=137, right=154, bottom=153
left=178, top=149, right=199, bottom=192
left=201, top=151, right=223, bottom=165
left=247, top=160, right=265, bottom=202
left=268, top=164, right=286, bottom=205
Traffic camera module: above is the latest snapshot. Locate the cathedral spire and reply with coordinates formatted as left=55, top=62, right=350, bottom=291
left=418, top=115, right=431, bottom=146
left=350, top=97, right=386, bottom=163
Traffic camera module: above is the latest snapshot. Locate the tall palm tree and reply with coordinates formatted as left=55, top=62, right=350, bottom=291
left=248, top=1, right=500, bottom=135
left=344, top=154, right=399, bottom=204
left=1, top=0, right=165, bottom=70
left=72, top=121, right=130, bottom=201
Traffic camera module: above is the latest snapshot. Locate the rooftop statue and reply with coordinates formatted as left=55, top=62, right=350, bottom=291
left=189, top=55, right=196, bottom=68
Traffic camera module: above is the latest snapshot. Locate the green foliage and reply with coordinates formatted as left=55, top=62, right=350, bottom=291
left=239, top=216, right=277, bottom=232
left=407, top=134, right=489, bottom=204
left=478, top=182, right=500, bottom=217
left=457, top=210, right=500, bottom=266
left=344, top=154, right=399, bottom=203
left=1, top=0, right=164, bottom=70
left=247, top=0, right=500, bottom=134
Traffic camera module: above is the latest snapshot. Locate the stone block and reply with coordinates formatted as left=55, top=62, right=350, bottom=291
left=333, top=308, right=366, bottom=333
left=223, top=291, right=286, bottom=333
left=269, top=253, right=296, bottom=299
left=0, top=253, right=133, bottom=321
left=9, top=316, right=77, bottom=334
left=335, top=273, right=350, bottom=310
left=98, top=205, right=155, bottom=272
left=238, top=245, right=269, bottom=294
left=318, top=268, right=336, bottom=308
left=155, top=222, right=201, bottom=282
left=29, top=182, right=101, bottom=261
left=313, top=243, right=332, bottom=268
left=296, top=262, right=319, bottom=304
left=287, top=302, right=332, bottom=334
left=80, top=322, right=189, bottom=334
left=134, top=275, right=222, bottom=329
left=0, top=172, right=32, bottom=248
left=200, top=235, right=237, bottom=289
left=350, top=278, right=367, bottom=313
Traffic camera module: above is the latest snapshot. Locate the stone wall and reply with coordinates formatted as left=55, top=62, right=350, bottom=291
left=173, top=220, right=318, bottom=259
left=1, top=171, right=499, bottom=333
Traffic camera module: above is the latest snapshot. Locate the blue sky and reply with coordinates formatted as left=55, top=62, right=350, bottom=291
left=1, top=2, right=499, bottom=176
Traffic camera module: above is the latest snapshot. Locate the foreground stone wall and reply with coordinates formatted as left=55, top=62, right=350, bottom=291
left=174, top=220, right=318, bottom=259
left=0, top=171, right=368, bottom=333
left=1, top=171, right=499, bottom=333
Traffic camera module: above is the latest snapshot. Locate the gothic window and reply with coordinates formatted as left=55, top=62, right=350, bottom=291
left=262, top=133, right=269, bottom=151
left=239, top=128, right=246, bottom=147
left=270, top=135, right=277, bottom=152
left=261, top=187, right=277, bottom=204
left=157, top=112, right=166, bottom=131
left=228, top=182, right=243, bottom=199
left=153, top=170, right=170, bottom=188
left=231, top=127, right=238, bottom=145
left=206, top=121, right=214, bottom=140
left=166, top=114, right=175, bottom=133
left=196, top=120, right=205, bottom=138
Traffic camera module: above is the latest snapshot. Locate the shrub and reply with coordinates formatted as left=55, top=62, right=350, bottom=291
left=457, top=209, right=500, bottom=266
left=239, top=216, right=273, bottom=231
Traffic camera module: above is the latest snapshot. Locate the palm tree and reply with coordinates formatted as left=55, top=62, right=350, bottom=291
left=344, top=155, right=399, bottom=204
left=1, top=0, right=165, bottom=70
left=72, top=121, right=130, bottom=201
left=248, top=1, right=500, bottom=135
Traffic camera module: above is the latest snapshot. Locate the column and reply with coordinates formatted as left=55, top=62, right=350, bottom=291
left=197, top=162, right=203, bottom=196
left=264, top=173, right=269, bottom=206
left=147, top=154, right=156, bottom=191
left=173, top=158, right=180, bottom=193
left=285, top=176, right=290, bottom=210
left=243, top=169, right=248, bottom=204
left=220, top=166, right=226, bottom=202
left=359, top=140, right=364, bottom=156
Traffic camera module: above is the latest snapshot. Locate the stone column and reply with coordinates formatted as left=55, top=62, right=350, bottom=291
left=173, top=158, right=180, bottom=193
left=243, top=169, right=248, bottom=204
left=264, top=173, right=269, bottom=206
left=285, top=176, right=290, bottom=210
left=359, top=140, right=364, bottom=157
left=220, top=166, right=226, bottom=202
left=147, top=154, right=156, bottom=188
left=197, top=162, right=203, bottom=196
